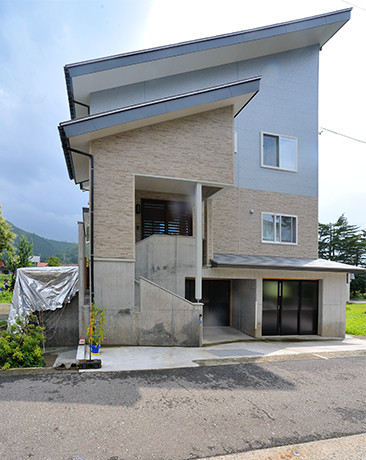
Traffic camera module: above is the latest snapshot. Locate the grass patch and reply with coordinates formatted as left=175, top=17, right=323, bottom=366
left=0, top=273, right=12, bottom=303
left=0, top=274, right=10, bottom=284
left=346, top=304, right=366, bottom=336
left=0, top=290, right=12, bottom=303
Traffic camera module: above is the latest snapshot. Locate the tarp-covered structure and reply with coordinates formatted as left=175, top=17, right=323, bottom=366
left=8, top=266, right=79, bottom=325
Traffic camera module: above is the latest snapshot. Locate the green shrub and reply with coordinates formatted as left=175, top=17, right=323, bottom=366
left=0, top=314, right=45, bottom=369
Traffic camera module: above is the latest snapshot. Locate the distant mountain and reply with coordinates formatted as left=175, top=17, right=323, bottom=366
left=7, top=222, right=78, bottom=263
left=55, top=243, right=78, bottom=264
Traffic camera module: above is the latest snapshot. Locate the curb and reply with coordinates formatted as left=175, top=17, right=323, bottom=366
left=194, top=349, right=366, bottom=367
left=0, top=366, right=78, bottom=377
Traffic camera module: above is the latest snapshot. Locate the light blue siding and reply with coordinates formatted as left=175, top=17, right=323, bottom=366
left=235, top=46, right=319, bottom=197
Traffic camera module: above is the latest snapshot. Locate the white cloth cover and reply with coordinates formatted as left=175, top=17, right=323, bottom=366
left=8, top=266, right=78, bottom=325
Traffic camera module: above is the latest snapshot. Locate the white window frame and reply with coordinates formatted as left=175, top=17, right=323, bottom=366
left=261, top=212, right=298, bottom=245
left=261, top=132, right=298, bottom=172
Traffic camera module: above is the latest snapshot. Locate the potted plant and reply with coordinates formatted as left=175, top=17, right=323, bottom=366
left=86, top=304, right=106, bottom=356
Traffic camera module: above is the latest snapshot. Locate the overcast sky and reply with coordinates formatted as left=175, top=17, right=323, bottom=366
left=0, top=0, right=365, bottom=242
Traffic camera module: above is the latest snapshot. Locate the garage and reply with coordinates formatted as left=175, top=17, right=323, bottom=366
left=186, top=279, right=231, bottom=326
left=262, top=279, right=318, bottom=335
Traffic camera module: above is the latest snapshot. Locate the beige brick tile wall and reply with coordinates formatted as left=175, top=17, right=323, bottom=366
left=212, top=188, right=318, bottom=259
left=91, top=106, right=234, bottom=258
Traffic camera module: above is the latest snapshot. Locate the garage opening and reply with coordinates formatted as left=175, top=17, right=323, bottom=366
left=185, top=279, right=230, bottom=326
left=262, top=279, right=318, bottom=335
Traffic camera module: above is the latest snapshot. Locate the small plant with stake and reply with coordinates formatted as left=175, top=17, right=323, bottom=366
left=86, top=304, right=106, bottom=355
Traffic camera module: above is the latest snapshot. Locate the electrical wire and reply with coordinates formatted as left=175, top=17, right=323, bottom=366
left=341, top=0, right=366, bottom=12
left=319, top=127, right=366, bottom=145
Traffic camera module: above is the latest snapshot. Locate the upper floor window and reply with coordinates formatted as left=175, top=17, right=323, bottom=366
left=262, top=213, right=297, bottom=244
left=261, top=132, right=297, bottom=172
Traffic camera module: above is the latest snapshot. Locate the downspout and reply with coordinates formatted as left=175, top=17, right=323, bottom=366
left=68, top=147, right=95, bottom=305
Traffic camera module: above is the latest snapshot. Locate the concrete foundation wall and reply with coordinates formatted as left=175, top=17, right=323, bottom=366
left=318, top=272, right=348, bottom=338
left=232, top=279, right=257, bottom=337
left=136, top=234, right=196, bottom=297
left=93, top=240, right=347, bottom=345
left=139, top=277, right=202, bottom=346
left=92, top=253, right=202, bottom=346
left=94, top=260, right=139, bottom=345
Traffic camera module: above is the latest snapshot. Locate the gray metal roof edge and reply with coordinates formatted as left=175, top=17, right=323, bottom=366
left=59, top=77, right=261, bottom=136
left=211, top=262, right=365, bottom=273
left=65, top=8, right=351, bottom=78
left=64, top=67, right=76, bottom=120
left=211, top=254, right=365, bottom=273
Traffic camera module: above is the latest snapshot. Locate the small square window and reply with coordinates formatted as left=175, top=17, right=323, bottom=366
left=262, top=213, right=297, bottom=244
left=262, top=133, right=297, bottom=171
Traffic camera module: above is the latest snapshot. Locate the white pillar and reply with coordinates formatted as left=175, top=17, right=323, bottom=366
left=195, top=183, right=202, bottom=302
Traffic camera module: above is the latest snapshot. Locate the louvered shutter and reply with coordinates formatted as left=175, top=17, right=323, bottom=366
left=141, top=199, right=192, bottom=239
left=141, top=200, right=166, bottom=239
left=166, top=201, right=192, bottom=236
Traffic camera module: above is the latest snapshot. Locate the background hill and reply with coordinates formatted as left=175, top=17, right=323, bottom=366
left=8, top=222, right=78, bottom=263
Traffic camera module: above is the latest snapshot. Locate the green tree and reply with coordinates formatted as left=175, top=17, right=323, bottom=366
left=0, top=203, right=15, bottom=254
left=46, top=256, right=61, bottom=266
left=6, top=235, right=33, bottom=288
left=17, top=235, right=33, bottom=268
left=319, top=215, right=366, bottom=297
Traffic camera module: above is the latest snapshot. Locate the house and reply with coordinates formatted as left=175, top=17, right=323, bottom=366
left=31, top=256, right=41, bottom=267
left=59, top=8, right=364, bottom=346
left=0, top=260, right=8, bottom=275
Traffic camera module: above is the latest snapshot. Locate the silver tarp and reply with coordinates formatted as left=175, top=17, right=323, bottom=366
left=8, top=266, right=79, bottom=325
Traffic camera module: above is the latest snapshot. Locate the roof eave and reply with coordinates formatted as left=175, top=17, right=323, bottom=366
left=60, top=76, right=260, bottom=141
left=64, top=8, right=351, bottom=109
left=58, top=125, right=75, bottom=180
left=211, top=255, right=365, bottom=273
left=65, top=8, right=351, bottom=76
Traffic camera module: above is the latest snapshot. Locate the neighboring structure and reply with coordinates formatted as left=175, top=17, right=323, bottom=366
left=0, top=260, right=8, bottom=275
left=59, top=8, right=364, bottom=346
left=31, top=256, right=41, bottom=267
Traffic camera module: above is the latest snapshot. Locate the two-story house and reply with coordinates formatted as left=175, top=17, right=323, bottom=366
left=59, top=8, right=363, bottom=346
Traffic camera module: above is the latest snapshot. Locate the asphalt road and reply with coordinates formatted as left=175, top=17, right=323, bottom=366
left=0, top=357, right=365, bottom=460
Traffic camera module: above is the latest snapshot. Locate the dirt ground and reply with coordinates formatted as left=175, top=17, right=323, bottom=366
left=0, top=303, right=10, bottom=314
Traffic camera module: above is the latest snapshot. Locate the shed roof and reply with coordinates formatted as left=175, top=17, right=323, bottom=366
left=59, top=77, right=260, bottom=183
left=211, top=253, right=365, bottom=273
left=65, top=8, right=351, bottom=118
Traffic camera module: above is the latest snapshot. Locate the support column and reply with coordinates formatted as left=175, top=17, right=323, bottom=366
left=195, top=183, right=202, bottom=302
left=204, top=198, right=213, bottom=265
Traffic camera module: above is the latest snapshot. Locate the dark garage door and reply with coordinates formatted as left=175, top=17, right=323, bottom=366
left=262, top=279, right=318, bottom=336
left=186, top=279, right=230, bottom=326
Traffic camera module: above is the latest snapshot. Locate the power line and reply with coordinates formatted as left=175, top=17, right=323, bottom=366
left=319, top=127, right=366, bottom=145
left=341, top=0, right=366, bottom=12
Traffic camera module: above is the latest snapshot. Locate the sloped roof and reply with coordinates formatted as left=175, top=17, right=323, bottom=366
left=59, top=77, right=260, bottom=183
left=65, top=8, right=351, bottom=118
